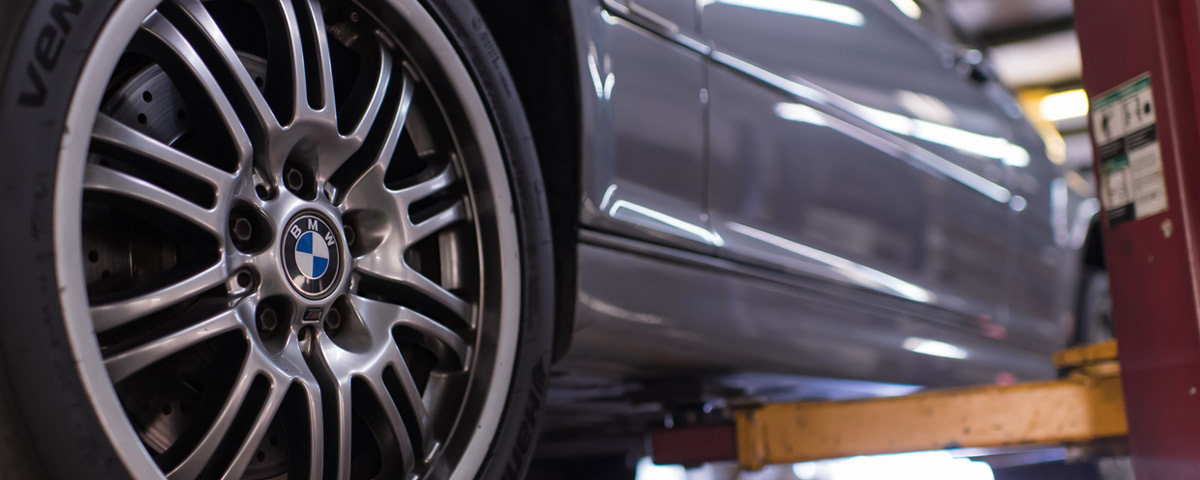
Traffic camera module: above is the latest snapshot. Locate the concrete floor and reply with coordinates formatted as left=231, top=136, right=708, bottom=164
left=632, top=456, right=1135, bottom=480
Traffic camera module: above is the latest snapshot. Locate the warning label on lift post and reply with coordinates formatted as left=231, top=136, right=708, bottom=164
left=1091, top=74, right=1168, bottom=226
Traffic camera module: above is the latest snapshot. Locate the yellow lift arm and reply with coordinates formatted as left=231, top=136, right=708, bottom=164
left=650, top=341, right=1126, bottom=470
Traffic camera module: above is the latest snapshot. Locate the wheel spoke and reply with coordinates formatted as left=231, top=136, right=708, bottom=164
left=167, top=0, right=280, bottom=136
left=92, top=114, right=238, bottom=195
left=356, top=260, right=472, bottom=323
left=260, top=0, right=334, bottom=122
left=380, top=345, right=433, bottom=454
left=137, top=12, right=252, bottom=168
left=306, top=332, right=357, bottom=480
left=90, top=262, right=228, bottom=332
left=346, top=161, right=471, bottom=324
left=394, top=162, right=457, bottom=205
left=303, top=0, right=385, bottom=179
left=167, top=357, right=258, bottom=480
left=84, top=163, right=224, bottom=237
left=295, top=0, right=337, bottom=117
left=329, top=376, right=354, bottom=480
left=104, top=309, right=243, bottom=383
left=349, top=295, right=467, bottom=367
left=362, top=163, right=464, bottom=242
left=295, top=376, right=325, bottom=480
left=408, top=201, right=466, bottom=244
left=220, top=379, right=290, bottom=480
left=341, top=45, right=396, bottom=151
left=365, top=365, right=416, bottom=470
left=362, top=72, right=415, bottom=174
left=330, top=70, right=412, bottom=195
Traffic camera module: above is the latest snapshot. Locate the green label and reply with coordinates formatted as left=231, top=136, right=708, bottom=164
left=1101, top=154, right=1130, bottom=174
left=1092, top=74, right=1151, bottom=110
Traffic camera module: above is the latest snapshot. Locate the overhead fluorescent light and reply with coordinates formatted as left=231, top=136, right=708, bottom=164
left=988, top=31, right=1082, bottom=88
left=1039, top=88, right=1089, bottom=122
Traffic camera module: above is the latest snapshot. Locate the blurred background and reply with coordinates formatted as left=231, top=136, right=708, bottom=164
left=945, top=0, right=1094, bottom=195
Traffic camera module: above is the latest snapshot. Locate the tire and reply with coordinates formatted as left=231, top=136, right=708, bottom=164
left=527, top=455, right=638, bottom=480
left=0, top=0, right=553, bottom=477
left=1075, top=267, right=1113, bottom=345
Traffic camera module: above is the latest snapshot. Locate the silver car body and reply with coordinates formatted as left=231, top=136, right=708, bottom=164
left=549, top=0, right=1097, bottom=420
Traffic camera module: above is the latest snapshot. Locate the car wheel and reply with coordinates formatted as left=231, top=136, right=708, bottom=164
left=1075, top=267, right=1114, bottom=345
left=0, top=0, right=553, bottom=477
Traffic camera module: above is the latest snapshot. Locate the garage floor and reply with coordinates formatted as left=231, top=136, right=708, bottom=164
left=626, top=455, right=1134, bottom=480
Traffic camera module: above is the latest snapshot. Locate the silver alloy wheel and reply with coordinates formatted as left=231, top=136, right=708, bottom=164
left=53, top=0, right=522, bottom=477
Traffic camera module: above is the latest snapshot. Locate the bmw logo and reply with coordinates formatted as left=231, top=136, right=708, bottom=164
left=282, top=213, right=342, bottom=298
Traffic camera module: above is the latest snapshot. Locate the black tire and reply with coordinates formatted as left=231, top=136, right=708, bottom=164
left=1074, top=267, right=1113, bottom=345
left=421, top=2, right=556, bottom=479
left=0, top=0, right=554, bottom=476
left=527, top=455, right=638, bottom=480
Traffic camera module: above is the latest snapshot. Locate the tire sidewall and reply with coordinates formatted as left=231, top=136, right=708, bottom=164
left=415, top=2, right=555, bottom=479
left=1076, top=268, right=1113, bottom=345
left=0, top=0, right=554, bottom=478
left=0, top=0, right=132, bottom=476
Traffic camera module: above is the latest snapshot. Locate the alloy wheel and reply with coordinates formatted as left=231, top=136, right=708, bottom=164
left=56, top=0, right=518, bottom=477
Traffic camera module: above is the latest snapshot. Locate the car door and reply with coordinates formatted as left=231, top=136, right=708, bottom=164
left=702, top=0, right=1025, bottom=325
left=570, top=0, right=714, bottom=253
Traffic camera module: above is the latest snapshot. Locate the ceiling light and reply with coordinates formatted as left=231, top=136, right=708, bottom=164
left=1039, top=89, right=1089, bottom=122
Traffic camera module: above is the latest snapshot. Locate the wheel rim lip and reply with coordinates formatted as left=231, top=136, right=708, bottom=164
left=52, top=0, right=522, bottom=477
left=384, top=1, right=522, bottom=475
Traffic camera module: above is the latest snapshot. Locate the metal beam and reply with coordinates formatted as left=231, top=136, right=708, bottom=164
left=977, top=16, right=1075, bottom=47
left=720, top=342, right=1125, bottom=471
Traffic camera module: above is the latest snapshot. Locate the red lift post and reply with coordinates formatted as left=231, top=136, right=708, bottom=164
left=1074, top=0, right=1200, bottom=477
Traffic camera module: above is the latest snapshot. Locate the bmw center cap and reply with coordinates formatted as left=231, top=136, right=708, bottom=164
left=283, top=213, right=342, bottom=298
